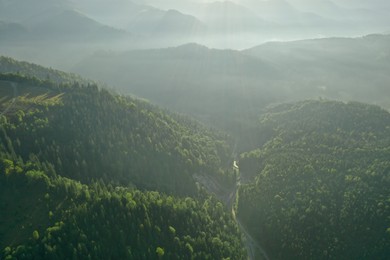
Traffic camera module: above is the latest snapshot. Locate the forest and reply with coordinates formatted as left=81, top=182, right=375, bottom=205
left=1, top=0, right=390, bottom=259
left=0, top=73, right=234, bottom=196
left=1, top=57, right=389, bottom=259
left=237, top=100, right=390, bottom=259
left=0, top=160, right=245, bottom=259
left=0, top=70, right=246, bottom=259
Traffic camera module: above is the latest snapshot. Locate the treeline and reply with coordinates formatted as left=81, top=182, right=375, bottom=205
left=0, top=73, right=234, bottom=195
left=0, top=158, right=246, bottom=259
left=237, top=100, right=390, bottom=259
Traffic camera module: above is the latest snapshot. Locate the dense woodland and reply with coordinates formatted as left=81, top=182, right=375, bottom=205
left=0, top=73, right=234, bottom=196
left=237, top=100, right=390, bottom=259
left=1, top=57, right=390, bottom=259
left=0, top=70, right=246, bottom=259
left=0, top=162, right=245, bottom=259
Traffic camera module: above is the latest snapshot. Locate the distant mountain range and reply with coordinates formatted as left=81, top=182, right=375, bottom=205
left=72, top=34, right=390, bottom=146
left=1, top=0, right=388, bottom=123
left=0, top=0, right=131, bottom=42
left=0, top=21, right=27, bottom=42
left=0, top=0, right=388, bottom=50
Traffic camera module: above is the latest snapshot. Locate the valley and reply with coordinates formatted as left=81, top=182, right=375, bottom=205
left=1, top=0, right=389, bottom=259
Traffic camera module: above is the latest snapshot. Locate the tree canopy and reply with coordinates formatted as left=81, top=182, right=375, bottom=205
left=237, top=100, right=390, bottom=259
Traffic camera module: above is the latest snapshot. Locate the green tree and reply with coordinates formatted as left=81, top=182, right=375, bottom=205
left=32, top=230, right=39, bottom=240
left=156, top=247, right=164, bottom=258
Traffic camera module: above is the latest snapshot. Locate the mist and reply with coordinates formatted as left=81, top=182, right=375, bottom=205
left=1, top=0, right=389, bottom=129
left=1, top=1, right=390, bottom=259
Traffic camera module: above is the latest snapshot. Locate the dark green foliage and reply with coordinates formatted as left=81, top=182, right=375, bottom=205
left=237, top=100, right=390, bottom=259
left=0, top=71, right=245, bottom=259
left=0, top=73, right=233, bottom=195
left=0, top=160, right=246, bottom=259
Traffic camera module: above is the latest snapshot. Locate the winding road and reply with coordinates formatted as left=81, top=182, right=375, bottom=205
left=231, top=161, right=269, bottom=260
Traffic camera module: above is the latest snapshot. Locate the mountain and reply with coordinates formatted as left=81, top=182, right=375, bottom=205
left=0, top=1, right=134, bottom=68
left=158, top=9, right=205, bottom=34
left=72, top=0, right=205, bottom=37
left=23, top=9, right=131, bottom=42
left=0, top=8, right=132, bottom=43
left=237, top=100, right=390, bottom=259
left=0, top=0, right=73, bottom=23
left=124, top=0, right=390, bottom=37
left=0, top=57, right=248, bottom=258
left=287, top=0, right=390, bottom=32
left=0, top=0, right=131, bottom=41
left=128, top=9, right=206, bottom=36
left=72, top=43, right=281, bottom=146
left=0, top=0, right=207, bottom=50
left=243, top=34, right=390, bottom=110
left=72, top=0, right=145, bottom=27
left=0, top=70, right=234, bottom=196
left=73, top=34, right=390, bottom=150
left=133, top=0, right=341, bottom=41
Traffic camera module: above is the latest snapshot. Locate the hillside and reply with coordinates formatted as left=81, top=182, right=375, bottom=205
left=73, top=43, right=281, bottom=149
left=0, top=63, right=249, bottom=258
left=25, top=10, right=131, bottom=43
left=0, top=155, right=246, bottom=259
left=0, top=0, right=71, bottom=23
left=0, top=73, right=234, bottom=196
left=0, top=56, right=94, bottom=85
left=153, top=9, right=205, bottom=36
left=236, top=100, right=390, bottom=259
left=244, top=34, right=390, bottom=109
left=74, top=35, right=390, bottom=150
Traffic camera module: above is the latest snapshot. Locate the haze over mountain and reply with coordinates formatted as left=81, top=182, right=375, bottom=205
left=0, top=0, right=135, bottom=67
left=1, top=59, right=389, bottom=259
left=1, top=0, right=390, bottom=259
left=1, top=0, right=389, bottom=67
left=0, top=65, right=246, bottom=258
left=72, top=34, right=390, bottom=149
left=140, top=0, right=390, bottom=36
